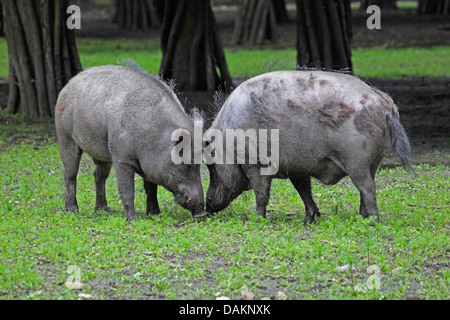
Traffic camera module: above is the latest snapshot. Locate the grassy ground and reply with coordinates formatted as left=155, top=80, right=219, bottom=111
left=0, top=110, right=448, bottom=300
left=0, top=38, right=449, bottom=81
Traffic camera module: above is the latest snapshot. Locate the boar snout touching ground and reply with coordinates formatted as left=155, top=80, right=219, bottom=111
left=205, top=70, right=411, bottom=224
left=55, top=62, right=208, bottom=221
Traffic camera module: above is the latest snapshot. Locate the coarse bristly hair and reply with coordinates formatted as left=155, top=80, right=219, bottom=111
left=116, top=58, right=206, bottom=121
left=206, top=58, right=297, bottom=127
left=117, top=58, right=177, bottom=91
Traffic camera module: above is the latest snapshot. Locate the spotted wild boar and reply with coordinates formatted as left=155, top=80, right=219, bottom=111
left=205, top=70, right=411, bottom=223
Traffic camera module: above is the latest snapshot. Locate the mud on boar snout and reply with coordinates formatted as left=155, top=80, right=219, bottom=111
left=55, top=63, right=206, bottom=221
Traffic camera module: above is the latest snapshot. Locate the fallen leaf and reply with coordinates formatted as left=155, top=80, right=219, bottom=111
left=391, top=267, right=403, bottom=274
left=240, top=285, right=255, bottom=300
left=78, top=293, right=94, bottom=299
left=142, top=251, right=153, bottom=256
left=339, top=277, right=351, bottom=285
left=65, top=281, right=84, bottom=290
left=216, top=296, right=230, bottom=300
left=335, top=264, right=356, bottom=272
left=273, top=291, right=287, bottom=300
left=321, top=240, right=339, bottom=247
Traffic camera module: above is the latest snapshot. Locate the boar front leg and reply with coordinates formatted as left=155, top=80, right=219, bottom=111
left=245, top=167, right=272, bottom=218
left=290, top=175, right=321, bottom=225
left=93, top=159, right=112, bottom=212
left=114, top=162, right=137, bottom=222
left=144, top=180, right=161, bottom=216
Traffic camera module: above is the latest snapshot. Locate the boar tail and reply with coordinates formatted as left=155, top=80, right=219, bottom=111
left=386, top=113, right=412, bottom=172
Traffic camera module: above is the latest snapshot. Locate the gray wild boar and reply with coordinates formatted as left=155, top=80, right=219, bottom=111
left=55, top=64, right=208, bottom=221
left=205, top=70, right=411, bottom=223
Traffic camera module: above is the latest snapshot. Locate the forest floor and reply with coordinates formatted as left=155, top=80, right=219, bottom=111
left=0, top=3, right=449, bottom=301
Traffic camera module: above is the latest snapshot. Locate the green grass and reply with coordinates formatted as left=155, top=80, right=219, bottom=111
left=0, top=109, right=449, bottom=300
left=352, top=46, right=450, bottom=79
left=0, top=39, right=8, bottom=82
left=77, top=39, right=450, bottom=79
left=77, top=38, right=163, bottom=74
left=0, top=38, right=449, bottom=81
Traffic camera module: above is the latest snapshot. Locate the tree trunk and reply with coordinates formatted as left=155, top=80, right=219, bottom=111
left=160, top=0, right=232, bottom=92
left=232, top=0, right=279, bottom=45
left=360, top=0, right=397, bottom=10
left=296, top=0, right=353, bottom=71
left=0, top=0, right=3, bottom=37
left=4, top=0, right=82, bottom=118
left=112, top=0, right=161, bottom=30
left=272, top=0, right=289, bottom=24
left=418, top=0, right=450, bottom=15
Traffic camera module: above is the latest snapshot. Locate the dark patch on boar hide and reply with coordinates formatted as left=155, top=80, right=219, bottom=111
left=308, top=74, right=316, bottom=89
left=354, top=104, right=387, bottom=136
left=263, top=78, right=271, bottom=90
left=318, top=102, right=355, bottom=128
left=297, top=78, right=307, bottom=90
left=287, top=99, right=296, bottom=108
left=371, top=87, right=399, bottom=117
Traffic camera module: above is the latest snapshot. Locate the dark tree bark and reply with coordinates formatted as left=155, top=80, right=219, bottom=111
left=272, top=0, right=289, bottom=24
left=232, top=0, right=279, bottom=45
left=0, top=0, right=3, bottom=37
left=112, top=0, right=161, bottom=30
left=418, top=0, right=450, bottom=14
left=360, top=0, right=397, bottom=10
left=4, top=0, right=82, bottom=118
left=160, top=0, right=232, bottom=92
left=296, top=0, right=353, bottom=71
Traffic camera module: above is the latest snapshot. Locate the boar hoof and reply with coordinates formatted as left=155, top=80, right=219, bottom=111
left=192, top=211, right=211, bottom=219
left=66, top=205, right=79, bottom=213
left=303, top=212, right=320, bottom=226
left=125, top=211, right=137, bottom=222
left=95, top=206, right=112, bottom=213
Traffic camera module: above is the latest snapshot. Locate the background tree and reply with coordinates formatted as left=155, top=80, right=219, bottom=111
left=160, top=0, right=232, bottom=92
left=359, top=0, right=397, bottom=10
left=232, top=0, right=288, bottom=45
left=418, top=0, right=450, bottom=15
left=111, top=0, right=162, bottom=30
left=3, top=0, right=82, bottom=118
left=0, top=0, right=3, bottom=37
left=296, top=0, right=353, bottom=70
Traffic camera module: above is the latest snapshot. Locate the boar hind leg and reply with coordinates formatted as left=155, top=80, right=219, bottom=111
left=93, top=159, right=112, bottom=212
left=114, top=162, right=137, bottom=222
left=348, top=170, right=379, bottom=221
left=59, top=137, right=82, bottom=212
left=290, top=175, right=321, bottom=225
left=144, top=180, right=160, bottom=216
